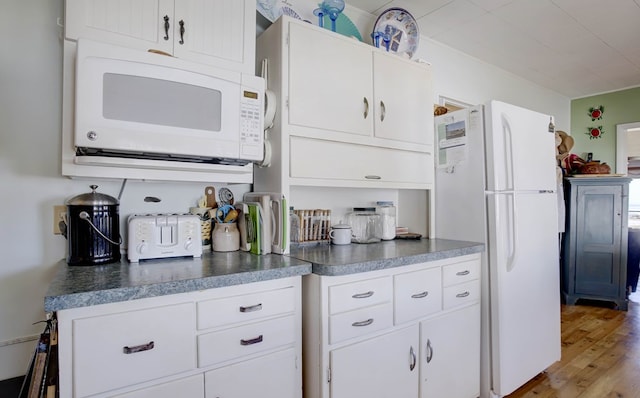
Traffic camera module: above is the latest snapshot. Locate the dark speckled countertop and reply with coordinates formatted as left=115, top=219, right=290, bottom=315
left=289, top=238, right=484, bottom=276
left=45, top=251, right=312, bottom=312
left=45, top=238, right=484, bottom=313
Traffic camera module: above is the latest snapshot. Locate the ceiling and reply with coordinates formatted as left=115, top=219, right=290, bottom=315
left=346, top=0, right=640, bottom=98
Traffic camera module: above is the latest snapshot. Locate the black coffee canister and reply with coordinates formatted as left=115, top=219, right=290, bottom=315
left=65, top=185, right=121, bottom=266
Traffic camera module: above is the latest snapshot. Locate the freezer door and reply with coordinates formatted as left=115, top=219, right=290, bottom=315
left=487, top=191, right=561, bottom=396
left=484, top=101, right=556, bottom=192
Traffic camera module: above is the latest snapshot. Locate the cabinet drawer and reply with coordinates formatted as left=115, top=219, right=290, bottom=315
left=329, top=302, right=393, bottom=344
left=290, top=136, right=433, bottom=185
left=443, top=280, right=480, bottom=310
left=329, top=276, right=392, bottom=315
left=198, top=315, right=295, bottom=368
left=197, top=286, right=295, bottom=330
left=442, top=259, right=480, bottom=287
left=394, top=267, right=442, bottom=324
left=73, top=303, right=196, bottom=398
left=113, top=374, right=203, bottom=398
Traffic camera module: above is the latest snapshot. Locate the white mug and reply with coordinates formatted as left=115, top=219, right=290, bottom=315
left=329, top=225, right=353, bottom=245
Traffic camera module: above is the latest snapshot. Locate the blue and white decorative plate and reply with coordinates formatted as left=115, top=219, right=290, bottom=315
left=372, top=7, right=419, bottom=58
left=257, top=0, right=301, bottom=22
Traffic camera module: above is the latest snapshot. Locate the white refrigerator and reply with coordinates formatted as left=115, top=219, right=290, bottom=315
left=434, top=101, right=561, bottom=398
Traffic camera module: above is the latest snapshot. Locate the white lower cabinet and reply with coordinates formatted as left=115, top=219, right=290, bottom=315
left=303, top=253, right=481, bottom=398
left=56, top=277, right=302, bottom=398
left=420, top=304, right=480, bottom=398
left=330, top=324, right=419, bottom=398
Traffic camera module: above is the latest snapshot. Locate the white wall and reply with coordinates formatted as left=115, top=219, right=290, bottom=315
left=0, top=0, right=570, bottom=380
left=0, top=0, right=250, bottom=380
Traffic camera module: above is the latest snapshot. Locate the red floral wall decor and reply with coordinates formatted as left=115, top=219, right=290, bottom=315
left=588, top=105, right=604, bottom=121
left=586, top=126, right=604, bottom=139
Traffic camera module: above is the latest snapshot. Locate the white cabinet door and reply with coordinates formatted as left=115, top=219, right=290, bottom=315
left=420, top=304, right=480, bottom=398
left=288, top=22, right=373, bottom=137
left=330, top=324, right=419, bottom=398
left=65, top=0, right=174, bottom=53
left=172, top=0, right=255, bottom=73
left=373, top=52, right=433, bottom=146
left=204, top=348, right=298, bottom=398
left=65, top=0, right=254, bottom=72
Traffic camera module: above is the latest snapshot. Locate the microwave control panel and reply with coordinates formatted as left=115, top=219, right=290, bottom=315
left=239, top=87, right=264, bottom=160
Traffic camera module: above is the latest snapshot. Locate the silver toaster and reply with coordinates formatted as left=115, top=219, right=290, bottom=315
left=127, top=213, right=202, bottom=262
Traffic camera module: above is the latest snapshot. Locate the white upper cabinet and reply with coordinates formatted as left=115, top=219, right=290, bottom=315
left=287, top=20, right=433, bottom=147
left=65, top=0, right=255, bottom=73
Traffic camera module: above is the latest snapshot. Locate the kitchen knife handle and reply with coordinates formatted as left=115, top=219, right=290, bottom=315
left=163, top=15, right=170, bottom=40
left=123, top=341, right=154, bottom=354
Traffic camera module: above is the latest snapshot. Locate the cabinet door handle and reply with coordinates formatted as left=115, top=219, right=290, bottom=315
left=456, top=291, right=470, bottom=298
left=239, top=303, right=263, bottom=313
left=363, top=97, right=369, bottom=119
left=426, top=339, right=433, bottom=363
left=163, top=15, right=170, bottom=40
left=352, top=291, right=374, bottom=299
left=352, top=318, right=374, bottom=327
left=456, top=270, right=470, bottom=276
left=364, top=175, right=381, bottom=180
left=380, top=100, right=386, bottom=122
left=411, top=291, right=429, bottom=299
left=123, top=341, right=154, bottom=354
left=178, top=20, right=185, bottom=44
left=409, top=346, right=417, bottom=371
left=240, top=335, right=263, bottom=346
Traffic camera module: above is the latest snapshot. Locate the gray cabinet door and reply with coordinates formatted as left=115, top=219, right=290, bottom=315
left=574, top=184, right=623, bottom=296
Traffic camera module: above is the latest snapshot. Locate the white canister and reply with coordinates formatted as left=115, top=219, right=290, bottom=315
left=329, top=224, right=353, bottom=245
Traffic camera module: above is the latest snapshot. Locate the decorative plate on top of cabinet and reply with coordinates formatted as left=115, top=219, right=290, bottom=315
left=257, top=0, right=302, bottom=22
left=372, top=7, right=419, bottom=59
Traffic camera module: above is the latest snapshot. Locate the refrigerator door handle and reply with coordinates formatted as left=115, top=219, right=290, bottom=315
left=506, top=192, right=518, bottom=272
left=501, top=114, right=515, bottom=191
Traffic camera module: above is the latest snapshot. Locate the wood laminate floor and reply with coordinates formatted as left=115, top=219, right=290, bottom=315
left=506, top=292, right=640, bottom=398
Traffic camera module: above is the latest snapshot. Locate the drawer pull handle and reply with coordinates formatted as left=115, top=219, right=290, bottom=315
left=123, top=341, right=154, bottom=354
left=456, top=291, right=470, bottom=298
left=411, top=291, right=429, bottom=299
left=240, top=335, right=264, bottom=346
left=352, top=291, right=374, bottom=299
left=364, top=175, right=381, bottom=180
left=352, top=318, right=374, bottom=327
left=456, top=270, right=470, bottom=276
left=239, top=303, right=263, bottom=313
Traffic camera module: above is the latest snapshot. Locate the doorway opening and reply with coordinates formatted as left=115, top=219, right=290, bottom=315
left=616, top=122, right=640, bottom=301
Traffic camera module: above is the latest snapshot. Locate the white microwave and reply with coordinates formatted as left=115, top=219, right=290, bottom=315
left=73, top=39, right=264, bottom=167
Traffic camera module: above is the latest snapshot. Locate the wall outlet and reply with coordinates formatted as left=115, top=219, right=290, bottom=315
left=53, top=205, right=66, bottom=235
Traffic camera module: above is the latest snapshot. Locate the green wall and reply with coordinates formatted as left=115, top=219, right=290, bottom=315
left=571, top=87, right=640, bottom=167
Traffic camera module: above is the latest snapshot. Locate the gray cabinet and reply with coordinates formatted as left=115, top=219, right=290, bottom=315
left=562, top=177, right=631, bottom=310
